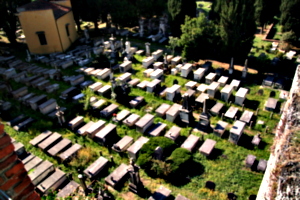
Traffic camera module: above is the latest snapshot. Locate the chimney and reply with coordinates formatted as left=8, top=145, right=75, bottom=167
left=0, top=124, right=41, bottom=200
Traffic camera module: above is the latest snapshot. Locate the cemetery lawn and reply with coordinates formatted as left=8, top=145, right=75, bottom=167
left=1, top=37, right=285, bottom=199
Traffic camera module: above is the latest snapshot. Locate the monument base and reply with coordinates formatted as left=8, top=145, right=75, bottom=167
left=198, top=112, right=212, bottom=133
left=179, top=109, right=194, bottom=126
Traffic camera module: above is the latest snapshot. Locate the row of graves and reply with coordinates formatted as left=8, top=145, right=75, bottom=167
left=8, top=132, right=81, bottom=197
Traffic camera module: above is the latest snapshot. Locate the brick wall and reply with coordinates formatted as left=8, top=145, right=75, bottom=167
left=0, top=123, right=41, bottom=200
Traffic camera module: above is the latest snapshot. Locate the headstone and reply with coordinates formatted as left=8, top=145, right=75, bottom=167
left=181, top=63, right=192, bottom=78
left=100, top=104, right=118, bottom=118
left=47, top=138, right=72, bottom=157
left=96, top=68, right=111, bottom=80
left=235, top=87, right=248, bottom=106
left=197, top=84, right=208, bottom=93
left=94, top=123, right=118, bottom=146
left=199, top=139, right=216, bottom=157
left=245, top=154, right=256, bottom=168
left=198, top=99, right=211, bottom=132
left=181, top=134, right=199, bottom=152
left=207, top=82, right=220, bottom=98
left=257, top=89, right=264, bottom=96
left=135, top=114, right=154, bottom=134
left=229, top=120, right=246, bottom=144
left=11, top=86, right=28, bottom=99
left=119, top=61, right=132, bottom=73
left=263, top=75, right=274, bottom=87
left=105, top=163, right=129, bottom=188
left=7, top=114, right=27, bottom=127
left=257, top=159, right=268, bottom=172
left=228, top=57, right=234, bottom=75
left=148, top=186, right=171, bottom=200
left=86, top=120, right=106, bottom=138
left=251, top=134, right=262, bottom=146
left=145, top=42, right=151, bottom=56
left=128, top=158, right=144, bottom=194
left=166, top=103, right=181, bottom=122
left=265, top=98, right=277, bottom=112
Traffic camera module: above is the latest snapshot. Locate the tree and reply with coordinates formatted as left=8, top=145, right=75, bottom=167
left=167, top=0, right=197, bottom=36
left=254, top=0, right=277, bottom=33
left=216, top=0, right=256, bottom=61
left=134, top=0, right=166, bottom=19
left=280, top=0, right=300, bottom=43
left=0, top=0, right=31, bottom=44
left=179, top=14, right=217, bottom=61
left=166, top=148, right=192, bottom=178
left=109, top=0, right=137, bottom=29
left=80, top=0, right=101, bottom=30
left=166, top=36, right=180, bottom=56
left=70, top=0, right=83, bottom=31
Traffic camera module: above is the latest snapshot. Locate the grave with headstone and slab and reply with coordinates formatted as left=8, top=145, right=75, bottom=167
left=235, top=87, right=248, bottom=106
left=194, top=68, right=205, bottom=82
left=24, top=155, right=43, bottom=172
left=38, top=132, right=62, bottom=151
left=213, top=120, right=228, bottom=137
left=11, top=86, right=28, bottom=99
left=142, top=57, right=155, bottom=68
left=112, top=136, right=134, bottom=152
left=56, top=180, right=79, bottom=198
left=135, top=114, right=154, bottom=134
left=58, top=143, right=82, bottom=162
left=123, top=114, right=140, bottom=127
left=97, top=68, right=111, bottom=80
left=7, top=114, right=27, bottom=127
left=166, top=84, right=181, bottom=102
left=105, top=163, right=129, bottom=188
left=117, top=72, right=132, bottom=83
left=77, top=121, right=95, bottom=136
left=70, top=74, right=84, bottom=86
left=150, top=69, right=163, bottom=79
left=100, top=104, right=118, bottom=118
left=137, top=80, right=150, bottom=90
left=263, top=75, right=274, bottom=87
left=97, top=85, right=111, bottom=97
left=164, top=126, right=181, bottom=141
left=245, top=154, right=256, bottom=168
left=265, top=98, right=278, bottom=112
left=129, top=96, right=144, bottom=108
left=128, top=78, right=140, bottom=87
left=47, top=138, right=72, bottom=157
left=195, top=93, right=209, bottom=108
left=205, top=73, right=216, bottom=84
left=152, top=49, right=163, bottom=60
left=38, top=98, right=57, bottom=115
left=92, top=99, right=106, bottom=110
left=197, top=84, right=208, bottom=94
left=155, top=103, right=171, bottom=118
left=240, top=110, right=254, bottom=124
left=148, top=123, right=167, bottom=137
left=217, top=76, right=228, bottom=87
left=147, top=79, right=161, bottom=93
left=30, top=130, right=53, bottom=146
left=115, top=110, right=131, bottom=123
left=210, top=102, right=224, bottom=116
left=36, top=168, right=67, bottom=194
left=13, top=117, right=35, bottom=131
left=95, top=123, right=118, bottom=146
left=229, top=120, right=246, bottom=144
left=257, top=159, right=268, bottom=172
left=86, top=120, right=106, bottom=138
left=171, top=56, right=182, bottom=67
left=181, top=63, right=192, bottom=78
left=119, top=61, right=132, bottom=73
left=166, top=103, right=181, bottom=123
left=185, top=81, right=197, bottom=90
left=148, top=185, right=171, bottom=200
left=207, top=82, right=220, bottom=98
left=225, top=106, right=239, bottom=119
left=153, top=62, right=163, bottom=70
left=181, top=134, right=199, bottom=152
left=28, top=160, right=55, bottom=186
left=220, top=85, right=233, bottom=102
left=127, top=136, right=149, bottom=160
left=199, top=139, right=216, bottom=157
left=84, top=156, right=109, bottom=179
left=68, top=116, right=84, bottom=130
left=230, top=79, right=240, bottom=90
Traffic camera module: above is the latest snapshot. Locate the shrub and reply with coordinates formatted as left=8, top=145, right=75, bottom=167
left=167, top=148, right=192, bottom=176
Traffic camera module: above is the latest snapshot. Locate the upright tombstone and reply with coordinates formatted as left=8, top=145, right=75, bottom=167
left=229, top=120, right=246, bottom=145
left=128, top=158, right=144, bottom=194
left=145, top=42, right=151, bottom=56
left=139, top=19, right=145, bottom=37
left=198, top=99, right=211, bottom=132
left=242, top=59, right=248, bottom=79
left=235, top=87, right=248, bottom=106
left=245, top=154, right=256, bottom=168
left=179, top=93, right=194, bottom=125
left=221, top=85, right=233, bottom=102
left=228, top=57, right=234, bottom=75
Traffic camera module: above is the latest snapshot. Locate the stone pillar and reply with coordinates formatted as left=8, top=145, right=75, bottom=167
left=0, top=124, right=41, bottom=200
left=145, top=43, right=151, bottom=57
left=229, top=57, right=234, bottom=75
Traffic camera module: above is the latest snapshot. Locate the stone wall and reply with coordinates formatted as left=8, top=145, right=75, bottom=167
left=0, top=124, right=41, bottom=200
left=257, top=65, right=300, bottom=199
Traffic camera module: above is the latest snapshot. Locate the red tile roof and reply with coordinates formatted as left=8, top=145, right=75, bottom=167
left=17, top=0, right=71, bottom=19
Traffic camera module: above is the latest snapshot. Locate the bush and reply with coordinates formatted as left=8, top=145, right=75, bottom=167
left=167, top=148, right=192, bottom=176
left=31, top=120, right=53, bottom=131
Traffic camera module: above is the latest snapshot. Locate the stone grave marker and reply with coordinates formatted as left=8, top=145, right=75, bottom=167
left=263, top=75, right=274, bottom=87
left=164, top=126, right=181, bottom=141
left=150, top=69, right=163, bottom=79
left=56, top=181, right=79, bottom=198
left=135, top=114, right=154, bottom=133
left=105, top=163, right=129, bottom=188
left=11, top=86, right=28, bottom=99
left=100, top=104, right=118, bottom=118
left=29, top=94, right=47, bottom=110
left=128, top=78, right=140, bottom=87
left=207, top=81, right=220, bottom=98
left=38, top=98, right=57, bottom=115
left=181, top=63, right=192, bottom=78
left=77, top=121, right=95, bottom=136
left=68, top=116, right=84, bottom=130
left=58, top=144, right=82, bottom=162
left=127, top=136, right=149, bottom=160
left=199, top=139, right=216, bottom=157
left=225, top=106, right=239, bottom=119
left=137, top=80, right=150, bottom=90
left=117, top=72, right=131, bottom=83
left=13, top=117, right=35, bottom=131
left=166, top=103, right=181, bottom=122
left=92, top=99, right=106, bottom=109
left=175, top=194, right=190, bottom=200
left=148, top=185, right=171, bottom=200
left=147, top=79, right=161, bottom=93
left=166, top=84, right=181, bottom=102
left=115, top=110, right=131, bottom=123
left=29, top=160, right=55, bottom=186
left=70, top=74, right=85, bottom=86
left=89, top=82, right=103, bottom=92
left=210, top=102, right=224, bottom=116
left=86, top=120, right=106, bottom=138
left=240, top=110, right=254, bottom=124
left=251, top=134, right=262, bottom=146
left=245, top=154, right=256, bottom=168
left=229, top=120, right=246, bottom=144
left=257, top=159, right=267, bottom=172
left=235, top=87, right=248, bottom=106
left=155, top=103, right=171, bottom=118
left=205, top=73, right=216, bottom=84
left=97, top=85, right=111, bottom=97
left=84, top=156, right=109, bottom=179
left=95, top=123, right=118, bottom=146
left=213, top=121, right=228, bottom=137
left=142, top=56, right=155, bottom=68
left=129, top=96, right=144, bottom=108
left=36, top=168, right=67, bottom=194
left=38, top=132, right=62, bottom=151
left=148, top=123, right=167, bottom=137
left=143, top=68, right=154, bottom=77
left=152, top=49, right=163, bottom=60
left=30, top=130, right=53, bottom=146
left=47, top=138, right=72, bottom=157
left=171, top=56, right=182, bottom=67
left=112, top=136, right=134, bottom=152
left=45, top=84, right=59, bottom=93
left=24, top=156, right=43, bottom=172
left=123, top=114, right=140, bottom=127
left=181, top=134, right=199, bottom=152
left=153, top=62, right=163, bottom=70
left=265, top=98, right=278, bottom=112
left=230, top=79, right=240, bottom=90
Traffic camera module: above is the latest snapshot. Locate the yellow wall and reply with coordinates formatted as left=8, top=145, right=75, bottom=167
left=56, top=11, right=78, bottom=52
left=51, top=1, right=71, bottom=8
left=18, top=9, right=63, bottom=54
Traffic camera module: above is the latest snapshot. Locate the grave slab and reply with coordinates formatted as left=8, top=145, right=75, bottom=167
left=29, top=160, right=55, bottom=186
left=38, top=132, right=62, bottom=151
left=210, top=102, right=224, bottom=116
left=77, top=121, right=95, bottom=136
left=166, top=103, right=181, bottom=122
left=105, top=163, right=129, bottom=188
left=164, top=126, right=181, bottom=141
left=148, top=123, right=167, bottom=137
left=240, top=110, right=254, bottom=124
left=225, top=106, right=239, bottom=119
left=181, top=134, right=199, bottom=152
left=86, top=120, right=106, bottom=138
left=56, top=181, right=79, bottom=198
left=100, top=104, right=118, bottom=118
left=112, top=136, right=134, bottom=152
left=135, top=114, right=154, bottom=133
left=37, top=168, right=67, bottom=194
left=229, top=120, right=246, bottom=144
left=213, top=121, right=228, bottom=137
left=68, top=116, right=84, bottom=130
left=59, top=144, right=82, bottom=162
left=127, top=136, right=149, bottom=160
left=30, top=130, right=53, bottom=146
left=84, top=156, right=109, bottom=179
left=47, top=138, right=72, bottom=157
left=155, top=103, right=171, bottom=118
left=199, top=139, right=216, bottom=157
left=123, top=114, right=140, bottom=127
left=245, top=154, right=256, bottom=168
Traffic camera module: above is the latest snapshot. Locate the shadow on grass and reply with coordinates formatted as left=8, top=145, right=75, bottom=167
left=208, top=148, right=224, bottom=160
left=245, top=99, right=260, bottom=110
left=238, top=133, right=254, bottom=150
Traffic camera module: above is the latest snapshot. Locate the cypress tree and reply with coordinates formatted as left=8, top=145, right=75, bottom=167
left=280, top=0, right=300, bottom=40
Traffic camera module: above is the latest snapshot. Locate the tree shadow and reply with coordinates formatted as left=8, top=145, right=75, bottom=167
left=245, top=99, right=260, bottom=110
left=208, top=148, right=224, bottom=160
left=238, top=133, right=254, bottom=150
